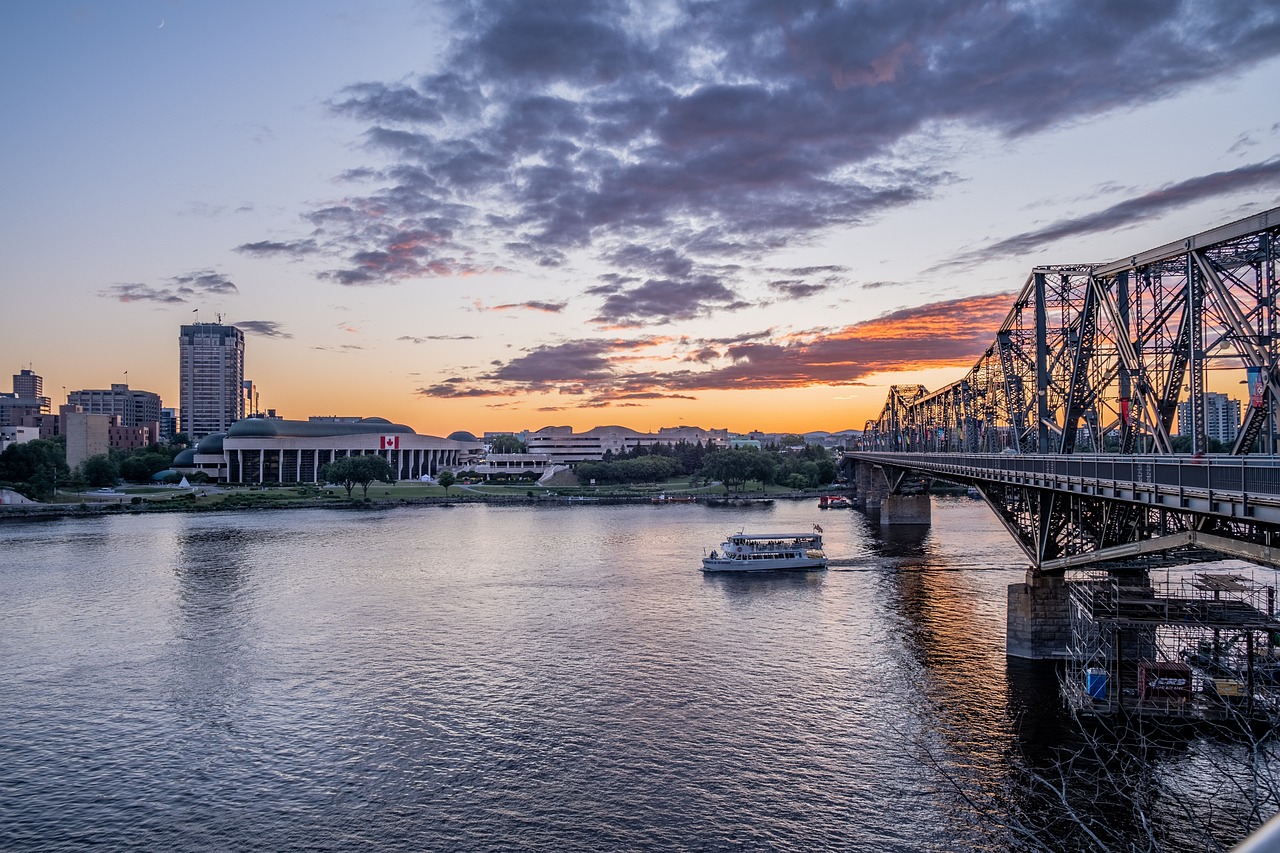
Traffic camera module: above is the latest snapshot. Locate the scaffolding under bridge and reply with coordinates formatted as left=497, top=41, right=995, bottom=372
left=1064, top=568, right=1280, bottom=721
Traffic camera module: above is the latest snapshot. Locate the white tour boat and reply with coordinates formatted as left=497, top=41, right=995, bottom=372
left=701, top=530, right=828, bottom=573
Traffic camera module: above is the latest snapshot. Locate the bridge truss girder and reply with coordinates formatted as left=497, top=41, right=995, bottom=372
left=975, top=482, right=1280, bottom=569
left=863, top=208, right=1280, bottom=458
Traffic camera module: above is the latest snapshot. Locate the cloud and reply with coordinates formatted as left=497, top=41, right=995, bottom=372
left=398, top=334, right=477, bottom=343
left=235, top=239, right=318, bottom=258
left=234, top=320, right=293, bottom=338
left=169, top=270, right=238, bottom=295
left=769, top=280, right=830, bottom=300
left=100, top=268, right=239, bottom=303
left=591, top=276, right=751, bottom=326
left=251, top=0, right=1280, bottom=293
left=415, top=292, right=1013, bottom=406
left=100, top=283, right=188, bottom=304
left=944, top=157, right=1280, bottom=268
left=489, top=300, right=568, bottom=313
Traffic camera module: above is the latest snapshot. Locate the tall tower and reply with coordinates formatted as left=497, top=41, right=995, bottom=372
left=179, top=323, right=245, bottom=441
left=13, top=369, right=42, bottom=399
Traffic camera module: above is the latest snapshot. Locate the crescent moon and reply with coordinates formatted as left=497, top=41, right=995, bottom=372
left=158, top=19, right=165, bottom=28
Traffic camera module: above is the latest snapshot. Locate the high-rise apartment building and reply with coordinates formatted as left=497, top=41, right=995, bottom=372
left=179, top=323, right=245, bottom=441
left=1177, top=392, right=1242, bottom=446
left=68, top=383, right=162, bottom=428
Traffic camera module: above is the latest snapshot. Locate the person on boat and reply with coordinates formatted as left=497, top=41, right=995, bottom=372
left=710, top=550, right=718, bottom=559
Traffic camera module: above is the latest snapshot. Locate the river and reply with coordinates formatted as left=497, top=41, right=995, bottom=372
left=1, top=498, right=1274, bottom=851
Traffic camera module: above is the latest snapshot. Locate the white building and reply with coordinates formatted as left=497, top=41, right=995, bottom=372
left=526, top=424, right=728, bottom=462
left=172, top=417, right=469, bottom=484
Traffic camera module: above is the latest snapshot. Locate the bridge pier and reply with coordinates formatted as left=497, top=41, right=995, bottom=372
left=1006, top=571, right=1070, bottom=659
left=851, top=461, right=930, bottom=526
left=880, top=493, right=931, bottom=526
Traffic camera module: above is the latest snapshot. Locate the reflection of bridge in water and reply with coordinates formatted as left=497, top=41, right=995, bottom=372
left=841, top=207, right=1280, bottom=719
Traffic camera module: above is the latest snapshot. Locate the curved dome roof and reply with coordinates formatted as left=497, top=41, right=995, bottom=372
left=225, top=417, right=415, bottom=439
left=195, top=433, right=224, bottom=453
left=173, top=448, right=198, bottom=465
left=447, top=430, right=478, bottom=442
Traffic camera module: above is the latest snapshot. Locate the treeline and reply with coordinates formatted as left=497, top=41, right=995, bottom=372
left=574, top=441, right=838, bottom=490
left=0, top=435, right=191, bottom=501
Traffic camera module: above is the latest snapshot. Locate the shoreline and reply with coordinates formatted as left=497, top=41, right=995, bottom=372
left=0, top=490, right=798, bottom=523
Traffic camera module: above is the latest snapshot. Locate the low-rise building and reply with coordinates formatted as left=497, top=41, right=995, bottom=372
left=64, top=411, right=113, bottom=470
left=67, top=383, right=162, bottom=428
left=172, top=417, right=469, bottom=484
left=525, top=424, right=728, bottom=462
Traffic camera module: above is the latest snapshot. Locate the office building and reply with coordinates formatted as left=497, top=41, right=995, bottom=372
left=1, top=368, right=51, bottom=426
left=68, top=383, right=162, bottom=428
left=179, top=323, right=245, bottom=441
left=160, top=408, right=177, bottom=443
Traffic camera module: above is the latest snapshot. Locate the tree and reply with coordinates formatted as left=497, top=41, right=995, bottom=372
left=437, top=470, right=456, bottom=494
left=490, top=434, right=527, bottom=453
left=81, top=454, right=120, bottom=488
left=119, top=452, right=174, bottom=484
left=321, top=454, right=394, bottom=499
left=0, top=438, right=69, bottom=500
left=700, top=448, right=762, bottom=493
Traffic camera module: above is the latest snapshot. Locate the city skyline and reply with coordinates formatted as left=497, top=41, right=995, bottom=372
left=4, top=1, right=1280, bottom=437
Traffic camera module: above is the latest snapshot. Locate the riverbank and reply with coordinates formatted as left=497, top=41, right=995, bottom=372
left=0, top=486, right=812, bottom=523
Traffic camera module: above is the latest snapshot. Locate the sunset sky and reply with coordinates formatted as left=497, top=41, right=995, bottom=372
left=4, top=1, right=1280, bottom=438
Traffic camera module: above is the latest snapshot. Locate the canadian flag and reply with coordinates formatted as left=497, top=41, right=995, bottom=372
left=380, top=435, right=400, bottom=450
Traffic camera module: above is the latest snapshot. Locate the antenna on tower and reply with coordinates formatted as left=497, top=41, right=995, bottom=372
left=216, top=312, right=224, bottom=324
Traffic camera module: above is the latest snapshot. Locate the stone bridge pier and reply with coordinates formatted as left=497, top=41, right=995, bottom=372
left=849, top=460, right=931, bottom=527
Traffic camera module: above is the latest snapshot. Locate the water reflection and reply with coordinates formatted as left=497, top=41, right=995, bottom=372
left=4, top=501, right=1277, bottom=851
left=702, top=570, right=827, bottom=598
left=169, top=526, right=259, bottom=731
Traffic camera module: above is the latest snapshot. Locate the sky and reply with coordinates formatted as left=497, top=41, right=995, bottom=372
left=3, top=0, right=1280, bottom=438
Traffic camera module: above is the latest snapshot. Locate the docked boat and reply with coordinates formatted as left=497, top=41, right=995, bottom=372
left=819, top=494, right=852, bottom=508
left=701, top=530, right=828, bottom=572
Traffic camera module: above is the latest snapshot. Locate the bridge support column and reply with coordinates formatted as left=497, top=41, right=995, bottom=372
left=1007, top=570, right=1070, bottom=659
left=880, top=493, right=931, bottom=526
left=853, top=461, right=875, bottom=511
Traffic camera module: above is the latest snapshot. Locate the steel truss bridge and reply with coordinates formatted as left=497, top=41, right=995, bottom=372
left=850, top=206, right=1280, bottom=572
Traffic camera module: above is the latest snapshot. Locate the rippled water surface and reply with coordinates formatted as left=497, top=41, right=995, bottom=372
left=2, top=499, right=1274, bottom=851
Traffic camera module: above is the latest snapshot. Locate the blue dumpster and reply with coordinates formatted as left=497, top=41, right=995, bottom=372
left=1086, top=668, right=1108, bottom=700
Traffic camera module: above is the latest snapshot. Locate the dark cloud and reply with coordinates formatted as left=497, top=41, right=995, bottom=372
left=592, top=276, right=751, bottom=326
left=769, top=280, right=829, bottom=300
left=100, top=269, right=239, bottom=304
left=235, top=320, right=293, bottom=339
left=253, top=0, right=1280, bottom=325
left=945, top=157, right=1280, bottom=268
left=169, top=270, right=238, bottom=295
left=235, top=239, right=318, bottom=258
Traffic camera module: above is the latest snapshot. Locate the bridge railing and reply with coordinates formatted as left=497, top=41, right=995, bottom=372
left=850, top=451, right=1280, bottom=499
